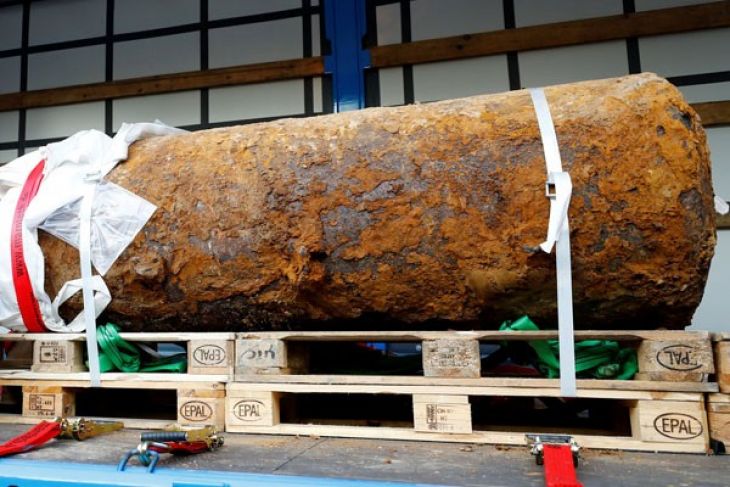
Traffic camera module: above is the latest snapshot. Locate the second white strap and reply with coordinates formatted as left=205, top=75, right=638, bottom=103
left=80, top=182, right=102, bottom=387
left=529, top=88, right=577, bottom=397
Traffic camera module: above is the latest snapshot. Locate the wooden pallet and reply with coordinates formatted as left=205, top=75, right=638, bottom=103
left=0, top=375, right=226, bottom=430
left=0, top=332, right=235, bottom=377
left=225, top=381, right=710, bottom=453
left=234, top=330, right=716, bottom=386
left=712, top=333, right=730, bottom=393
left=707, top=393, right=730, bottom=449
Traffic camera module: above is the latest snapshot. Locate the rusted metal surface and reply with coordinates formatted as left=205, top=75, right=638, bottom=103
left=40, top=74, right=716, bottom=331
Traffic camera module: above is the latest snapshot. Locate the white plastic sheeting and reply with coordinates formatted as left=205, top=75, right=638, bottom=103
left=0, top=122, right=184, bottom=333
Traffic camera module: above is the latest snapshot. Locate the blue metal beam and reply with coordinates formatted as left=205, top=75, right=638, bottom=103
left=323, top=0, right=371, bottom=112
left=0, top=459, right=443, bottom=487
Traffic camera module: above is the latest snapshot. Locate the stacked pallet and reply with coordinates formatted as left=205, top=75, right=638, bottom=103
left=0, top=332, right=235, bottom=430
left=227, top=330, right=717, bottom=453
left=0, top=329, right=725, bottom=454
left=708, top=333, right=730, bottom=450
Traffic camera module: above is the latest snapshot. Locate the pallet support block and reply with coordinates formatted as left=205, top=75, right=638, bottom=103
left=177, top=388, right=225, bottom=430
left=235, top=339, right=309, bottom=376
left=22, top=386, right=75, bottom=418
left=713, top=342, right=730, bottom=393
left=635, top=339, right=714, bottom=382
left=707, top=394, right=730, bottom=447
left=630, top=397, right=708, bottom=448
left=31, top=340, right=85, bottom=373
left=188, top=340, right=234, bottom=375
left=422, top=339, right=481, bottom=378
left=413, top=395, right=472, bottom=434
left=226, top=389, right=280, bottom=428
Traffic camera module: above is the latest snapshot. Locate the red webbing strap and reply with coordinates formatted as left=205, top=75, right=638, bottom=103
left=0, top=420, right=61, bottom=457
left=542, top=444, right=583, bottom=487
left=10, top=159, right=47, bottom=332
left=149, top=441, right=211, bottom=455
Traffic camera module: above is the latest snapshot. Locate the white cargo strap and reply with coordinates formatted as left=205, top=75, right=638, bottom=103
left=80, top=177, right=101, bottom=387
left=530, top=88, right=577, bottom=397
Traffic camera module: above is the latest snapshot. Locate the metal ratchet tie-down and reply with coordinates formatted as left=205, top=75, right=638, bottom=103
left=118, top=426, right=224, bottom=472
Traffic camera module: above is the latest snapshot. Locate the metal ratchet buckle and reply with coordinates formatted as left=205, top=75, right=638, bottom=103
left=525, top=434, right=580, bottom=466
left=56, top=417, right=124, bottom=441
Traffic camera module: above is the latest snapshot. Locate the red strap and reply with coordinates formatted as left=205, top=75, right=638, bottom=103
left=0, top=420, right=61, bottom=457
left=542, top=444, right=583, bottom=487
left=10, top=159, right=47, bottom=332
left=149, top=441, right=211, bottom=455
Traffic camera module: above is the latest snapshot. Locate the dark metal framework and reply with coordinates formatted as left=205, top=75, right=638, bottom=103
left=0, top=0, right=330, bottom=157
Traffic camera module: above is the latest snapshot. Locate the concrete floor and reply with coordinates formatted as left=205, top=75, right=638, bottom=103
left=0, top=425, right=726, bottom=486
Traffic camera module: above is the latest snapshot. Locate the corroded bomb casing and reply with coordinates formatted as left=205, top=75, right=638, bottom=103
left=41, top=73, right=716, bottom=331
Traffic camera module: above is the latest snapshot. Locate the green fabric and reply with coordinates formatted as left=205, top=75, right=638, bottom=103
left=499, top=315, right=637, bottom=380
left=90, top=323, right=187, bottom=373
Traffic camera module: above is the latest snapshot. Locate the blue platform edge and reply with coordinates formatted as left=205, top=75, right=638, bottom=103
left=0, top=459, right=447, bottom=487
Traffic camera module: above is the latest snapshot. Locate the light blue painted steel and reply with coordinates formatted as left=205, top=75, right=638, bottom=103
left=0, top=459, right=444, bottom=487
left=323, top=0, right=371, bottom=112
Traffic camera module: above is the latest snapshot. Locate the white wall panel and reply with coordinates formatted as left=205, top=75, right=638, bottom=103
left=636, top=0, right=710, bottom=11
left=0, top=56, right=20, bottom=94
left=313, top=77, right=323, bottom=113
left=209, top=18, right=302, bottom=68
left=376, top=3, right=401, bottom=45
left=0, top=5, right=22, bottom=50
left=707, top=127, right=730, bottom=198
left=29, top=0, right=105, bottom=45
left=691, top=230, right=730, bottom=331
left=28, top=46, right=105, bottom=90
left=640, top=29, right=730, bottom=78
left=679, top=83, right=730, bottom=103
left=379, top=67, right=405, bottom=106
left=411, top=0, right=503, bottom=41
left=26, top=102, right=105, bottom=140
left=0, top=149, right=18, bottom=164
left=113, top=91, right=201, bottom=129
left=0, top=111, right=19, bottom=143
left=311, top=14, right=321, bottom=56
left=115, top=0, right=198, bottom=33
left=209, top=0, right=300, bottom=20
left=518, top=41, right=628, bottom=88
left=209, top=80, right=304, bottom=122
left=115, top=33, right=199, bottom=79
left=413, top=56, right=510, bottom=102
left=515, top=0, right=622, bottom=27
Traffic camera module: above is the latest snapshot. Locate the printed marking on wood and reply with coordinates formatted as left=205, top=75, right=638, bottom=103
left=653, top=413, right=703, bottom=440
left=38, top=342, right=67, bottom=364
left=28, top=394, right=56, bottom=415
left=193, top=344, right=227, bottom=366
left=240, top=345, right=277, bottom=362
left=656, top=345, right=702, bottom=371
left=233, top=400, right=265, bottom=421
left=179, top=400, right=213, bottom=422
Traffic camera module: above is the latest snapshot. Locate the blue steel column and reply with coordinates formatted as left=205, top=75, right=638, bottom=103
left=323, top=0, right=371, bottom=112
